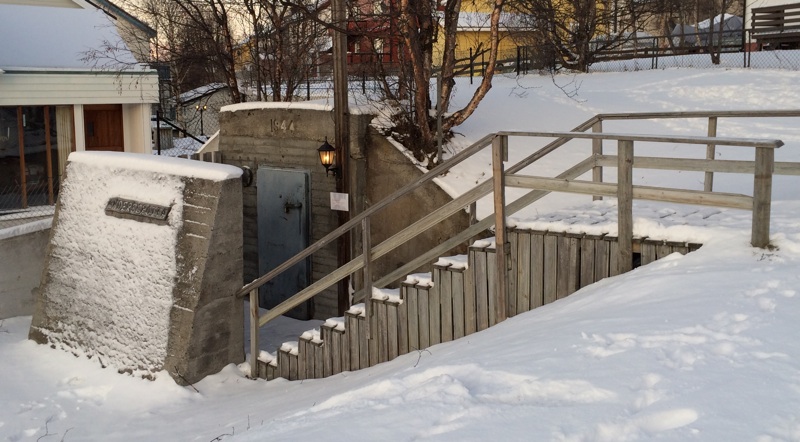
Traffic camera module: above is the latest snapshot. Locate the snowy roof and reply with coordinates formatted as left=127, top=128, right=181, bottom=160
left=0, top=1, right=141, bottom=70
left=179, top=83, right=229, bottom=104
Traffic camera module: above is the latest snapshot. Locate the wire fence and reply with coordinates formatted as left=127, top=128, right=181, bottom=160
left=0, top=178, right=59, bottom=230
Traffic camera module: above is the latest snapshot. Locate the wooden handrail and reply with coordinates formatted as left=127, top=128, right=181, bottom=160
left=246, top=109, right=797, bottom=378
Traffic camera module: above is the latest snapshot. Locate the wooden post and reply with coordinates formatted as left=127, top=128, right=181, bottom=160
left=704, top=116, right=718, bottom=192
left=752, top=146, right=774, bottom=248
left=249, top=289, right=259, bottom=378
left=592, top=120, right=603, bottom=200
left=362, top=217, right=372, bottom=335
left=617, top=140, right=634, bottom=274
left=17, top=107, right=27, bottom=208
left=492, top=135, right=509, bottom=324
left=44, top=106, right=54, bottom=205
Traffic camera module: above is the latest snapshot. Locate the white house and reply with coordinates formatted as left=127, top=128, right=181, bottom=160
left=0, top=0, right=159, bottom=319
left=0, top=0, right=159, bottom=211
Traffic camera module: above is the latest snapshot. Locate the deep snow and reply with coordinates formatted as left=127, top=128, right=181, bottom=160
left=2, top=67, right=800, bottom=441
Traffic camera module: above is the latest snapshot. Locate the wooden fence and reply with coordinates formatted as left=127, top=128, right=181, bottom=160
left=233, top=110, right=799, bottom=380
left=255, top=230, right=701, bottom=380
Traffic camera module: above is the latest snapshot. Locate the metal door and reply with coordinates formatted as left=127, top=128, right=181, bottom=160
left=257, top=167, right=312, bottom=319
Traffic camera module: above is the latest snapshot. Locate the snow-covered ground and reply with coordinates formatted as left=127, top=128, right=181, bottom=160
left=2, top=67, right=800, bottom=441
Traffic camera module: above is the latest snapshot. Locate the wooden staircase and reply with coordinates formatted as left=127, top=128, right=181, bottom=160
left=239, top=110, right=800, bottom=381
left=254, top=230, right=700, bottom=380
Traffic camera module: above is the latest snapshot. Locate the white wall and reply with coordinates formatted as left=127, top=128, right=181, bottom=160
left=0, top=71, right=158, bottom=106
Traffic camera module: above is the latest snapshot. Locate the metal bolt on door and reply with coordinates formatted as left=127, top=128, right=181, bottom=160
left=257, top=167, right=312, bottom=319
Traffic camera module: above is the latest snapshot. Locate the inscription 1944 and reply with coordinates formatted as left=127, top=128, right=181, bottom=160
left=105, top=197, right=171, bottom=224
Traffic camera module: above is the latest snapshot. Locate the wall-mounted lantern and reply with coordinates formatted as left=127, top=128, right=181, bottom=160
left=317, top=137, right=338, bottom=176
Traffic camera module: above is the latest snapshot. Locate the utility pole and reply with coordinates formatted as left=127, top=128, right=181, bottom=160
left=332, top=0, right=351, bottom=314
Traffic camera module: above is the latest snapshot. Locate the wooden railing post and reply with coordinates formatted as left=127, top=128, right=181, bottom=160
left=492, top=135, right=509, bottom=323
left=617, top=139, right=634, bottom=273
left=592, top=120, right=603, bottom=200
left=362, top=217, right=372, bottom=335
left=752, top=146, right=774, bottom=248
left=249, top=289, right=259, bottom=378
left=704, top=116, right=718, bottom=192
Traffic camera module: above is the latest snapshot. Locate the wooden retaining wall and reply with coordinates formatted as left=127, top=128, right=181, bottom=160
left=255, top=229, right=700, bottom=380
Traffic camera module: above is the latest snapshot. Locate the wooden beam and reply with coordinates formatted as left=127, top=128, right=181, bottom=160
left=617, top=140, right=634, bottom=274
left=492, top=135, right=508, bottom=324
left=592, top=120, right=603, bottom=201
left=505, top=175, right=753, bottom=210
left=752, top=146, right=775, bottom=248
left=249, top=289, right=259, bottom=378
left=705, top=116, right=717, bottom=192
left=17, top=107, right=27, bottom=208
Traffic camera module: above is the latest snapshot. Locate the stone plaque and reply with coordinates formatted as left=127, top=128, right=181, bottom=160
left=105, top=197, right=171, bottom=224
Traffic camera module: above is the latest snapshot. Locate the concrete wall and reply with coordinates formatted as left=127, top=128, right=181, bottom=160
left=0, top=226, right=50, bottom=319
left=219, top=106, right=362, bottom=319
left=364, top=128, right=471, bottom=282
left=219, top=105, right=470, bottom=320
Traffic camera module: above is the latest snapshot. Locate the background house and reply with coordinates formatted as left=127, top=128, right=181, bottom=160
left=0, top=0, right=159, bottom=215
left=0, top=0, right=159, bottom=318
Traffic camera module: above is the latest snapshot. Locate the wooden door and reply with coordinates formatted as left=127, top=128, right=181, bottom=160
left=84, top=104, right=123, bottom=152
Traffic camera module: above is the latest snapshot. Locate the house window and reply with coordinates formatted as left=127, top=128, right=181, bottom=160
left=0, top=106, right=72, bottom=217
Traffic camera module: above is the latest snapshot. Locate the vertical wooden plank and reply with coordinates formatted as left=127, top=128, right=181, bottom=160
left=313, top=341, right=324, bottom=379
left=487, top=248, right=497, bottom=327
left=609, top=239, right=621, bottom=277
left=398, top=289, right=410, bottom=355
left=592, top=120, right=603, bottom=200
left=249, top=290, right=259, bottom=379
left=556, top=234, right=570, bottom=300
left=464, top=250, right=478, bottom=335
left=288, top=351, right=299, bottom=381
left=267, top=362, right=278, bottom=381
left=492, top=135, right=509, bottom=325
left=704, top=116, right=718, bottom=192
left=346, top=313, right=360, bottom=370
left=595, top=237, right=610, bottom=280
left=475, top=247, right=490, bottom=331
left=297, top=337, right=308, bottom=380
left=657, top=242, right=672, bottom=260
left=617, top=139, right=634, bottom=273
left=440, top=267, right=454, bottom=342
left=641, top=242, right=657, bottom=266
left=418, top=286, right=431, bottom=348
left=752, top=146, right=774, bottom=248
left=507, top=230, right=518, bottom=317
left=452, top=269, right=466, bottom=339
left=429, top=279, right=442, bottom=345
left=568, top=234, right=581, bottom=296
left=322, top=326, right=333, bottom=377
left=580, top=236, right=596, bottom=287
left=531, top=232, right=545, bottom=308
left=369, top=302, right=379, bottom=367
left=516, top=230, right=531, bottom=314
left=387, top=301, right=399, bottom=360
left=358, top=313, right=369, bottom=370
left=331, top=329, right=343, bottom=375
left=405, top=285, right=420, bottom=351
left=278, top=349, right=290, bottom=380
left=543, top=234, right=558, bottom=305
left=377, top=299, right=389, bottom=363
